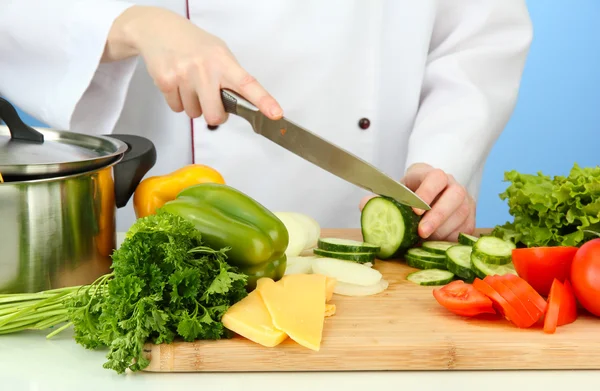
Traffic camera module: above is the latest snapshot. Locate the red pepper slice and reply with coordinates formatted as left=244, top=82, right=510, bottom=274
left=544, top=279, right=563, bottom=334
left=473, top=278, right=526, bottom=327
left=485, top=275, right=537, bottom=328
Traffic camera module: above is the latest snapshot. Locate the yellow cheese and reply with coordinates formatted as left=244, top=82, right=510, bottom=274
left=324, top=304, right=336, bottom=317
left=325, top=276, right=336, bottom=302
left=258, top=274, right=327, bottom=351
left=221, top=289, right=287, bottom=348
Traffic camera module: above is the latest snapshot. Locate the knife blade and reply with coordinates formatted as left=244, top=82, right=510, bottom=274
left=220, top=89, right=431, bottom=211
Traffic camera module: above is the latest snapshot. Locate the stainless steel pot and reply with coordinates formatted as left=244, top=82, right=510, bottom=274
left=0, top=98, right=156, bottom=293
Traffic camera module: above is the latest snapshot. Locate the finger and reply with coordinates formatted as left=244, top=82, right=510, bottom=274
left=223, top=64, right=283, bottom=120
left=196, top=74, right=228, bottom=126
left=418, top=182, right=467, bottom=239
left=429, top=198, right=472, bottom=241
left=179, top=84, right=203, bottom=118
left=163, top=88, right=184, bottom=113
left=358, top=194, right=378, bottom=211
left=411, top=169, right=448, bottom=216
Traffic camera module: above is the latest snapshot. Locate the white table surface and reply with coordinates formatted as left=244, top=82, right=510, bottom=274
left=2, top=233, right=599, bottom=391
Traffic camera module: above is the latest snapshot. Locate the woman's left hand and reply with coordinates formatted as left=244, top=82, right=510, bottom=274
left=359, top=163, right=476, bottom=242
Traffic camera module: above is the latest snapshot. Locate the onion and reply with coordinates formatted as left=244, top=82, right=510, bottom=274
left=334, top=279, right=389, bottom=297
left=312, top=257, right=382, bottom=286
left=284, top=256, right=317, bottom=275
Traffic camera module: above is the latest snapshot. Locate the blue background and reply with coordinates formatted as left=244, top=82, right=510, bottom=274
left=10, top=1, right=600, bottom=228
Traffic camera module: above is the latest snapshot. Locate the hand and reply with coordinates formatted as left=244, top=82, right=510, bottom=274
left=359, top=163, right=476, bottom=242
left=103, top=6, right=283, bottom=125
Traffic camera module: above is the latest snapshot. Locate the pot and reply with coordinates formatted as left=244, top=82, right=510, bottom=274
left=0, top=98, right=156, bottom=294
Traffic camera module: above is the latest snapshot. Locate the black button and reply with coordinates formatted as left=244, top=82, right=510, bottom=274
left=207, top=124, right=219, bottom=131
left=358, top=118, right=370, bottom=130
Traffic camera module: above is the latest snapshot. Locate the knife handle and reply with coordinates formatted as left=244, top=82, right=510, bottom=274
left=221, top=89, right=258, bottom=116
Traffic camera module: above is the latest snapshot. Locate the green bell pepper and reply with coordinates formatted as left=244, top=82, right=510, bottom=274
left=161, top=183, right=289, bottom=289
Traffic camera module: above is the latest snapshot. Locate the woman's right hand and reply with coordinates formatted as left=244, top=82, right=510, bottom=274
left=103, top=5, right=283, bottom=125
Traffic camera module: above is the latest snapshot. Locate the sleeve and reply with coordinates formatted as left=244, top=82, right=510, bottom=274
left=0, top=0, right=139, bottom=135
left=404, top=0, right=533, bottom=198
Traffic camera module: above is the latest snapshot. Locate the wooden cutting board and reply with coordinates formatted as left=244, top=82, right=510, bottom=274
left=141, top=228, right=600, bottom=372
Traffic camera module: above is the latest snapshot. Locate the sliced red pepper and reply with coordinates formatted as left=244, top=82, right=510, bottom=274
left=432, top=280, right=496, bottom=317
left=485, top=275, right=537, bottom=328
left=544, top=279, right=563, bottom=334
left=500, top=273, right=548, bottom=315
left=495, top=275, right=544, bottom=325
left=558, top=280, right=577, bottom=327
left=472, top=278, right=526, bottom=327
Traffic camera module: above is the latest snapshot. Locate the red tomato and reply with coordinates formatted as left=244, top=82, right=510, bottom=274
left=571, top=238, right=600, bottom=317
left=432, top=280, right=496, bottom=317
left=558, top=280, right=578, bottom=326
left=512, top=247, right=578, bottom=297
left=496, top=274, right=544, bottom=325
left=543, top=279, right=562, bottom=334
left=473, top=278, right=525, bottom=327
left=484, top=275, right=537, bottom=328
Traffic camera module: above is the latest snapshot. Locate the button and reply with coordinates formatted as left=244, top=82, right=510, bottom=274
left=358, top=118, right=370, bottom=130
left=207, top=124, right=219, bottom=131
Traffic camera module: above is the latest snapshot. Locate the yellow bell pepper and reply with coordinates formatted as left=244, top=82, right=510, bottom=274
left=133, top=164, right=225, bottom=218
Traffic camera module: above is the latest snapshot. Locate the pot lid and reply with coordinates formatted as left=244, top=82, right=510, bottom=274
left=0, top=98, right=128, bottom=179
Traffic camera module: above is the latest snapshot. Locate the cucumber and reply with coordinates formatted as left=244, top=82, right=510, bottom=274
left=421, top=241, right=457, bottom=255
left=317, top=238, right=380, bottom=254
left=458, top=232, right=479, bottom=246
left=360, top=196, right=421, bottom=260
left=445, top=245, right=475, bottom=282
left=406, top=269, right=455, bottom=286
left=470, top=251, right=517, bottom=279
left=313, top=248, right=375, bottom=264
left=472, top=236, right=516, bottom=265
left=405, top=248, right=447, bottom=263
left=406, top=255, right=447, bottom=270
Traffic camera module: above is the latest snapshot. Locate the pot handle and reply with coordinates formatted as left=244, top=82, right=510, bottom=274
left=0, top=98, right=45, bottom=142
left=107, top=134, right=157, bottom=208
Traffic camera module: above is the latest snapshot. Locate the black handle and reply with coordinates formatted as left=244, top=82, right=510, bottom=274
left=0, top=98, right=44, bottom=143
left=106, top=134, right=157, bottom=208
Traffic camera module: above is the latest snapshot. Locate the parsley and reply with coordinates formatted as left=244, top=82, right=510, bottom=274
left=65, top=210, right=248, bottom=374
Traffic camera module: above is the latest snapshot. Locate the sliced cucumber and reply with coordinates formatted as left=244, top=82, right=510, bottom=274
left=360, top=196, right=421, bottom=260
left=421, top=241, right=457, bottom=255
left=406, top=248, right=447, bottom=263
left=313, top=248, right=375, bottom=264
left=407, top=269, right=455, bottom=286
left=472, top=236, right=516, bottom=265
left=445, top=245, right=475, bottom=282
left=470, top=252, right=517, bottom=279
left=458, top=232, right=479, bottom=246
left=317, top=238, right=380, bottom=254
left=406, top=256, right=447, bottom=271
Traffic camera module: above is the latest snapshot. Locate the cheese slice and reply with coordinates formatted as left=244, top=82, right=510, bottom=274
left=221, top=289, right=287, bottom=348
left=325, top=276, right=336, bottom=302
left=324, top=304, right=336, bottom=317
left=258, top=274, right=327, bottom=351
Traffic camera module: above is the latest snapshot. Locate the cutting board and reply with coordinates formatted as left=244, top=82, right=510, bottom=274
left=141, top=228, right=600, bottom=372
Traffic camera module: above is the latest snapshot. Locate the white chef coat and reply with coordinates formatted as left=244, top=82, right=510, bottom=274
left=0, top=0, right=533, bottom=233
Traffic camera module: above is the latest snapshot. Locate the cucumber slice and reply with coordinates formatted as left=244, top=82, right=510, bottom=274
left=445, top=245, right=475, bottom=282
left=317, top=238, right=380, bottom=253
left=360, top=196, right=421, bottom=260
left=458, top=232, right=479, bottom=246
left=406, top=255, right=447, bottom=270
left=472, top=236, right=516, bottom=265
left=421, top=241, right=457, bottom=255
left=406, top=248, right=447, bottom=263
left=313, top=248, right=375, bottom=264
left=406, top=269, right=455, bottom=286
left=470, top=252, right=517, bottom=279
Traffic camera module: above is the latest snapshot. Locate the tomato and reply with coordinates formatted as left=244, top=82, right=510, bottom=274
left=558, top=280, right=578, bottom=326
left=512, top=246, right=578, bottom=297
left=484, top=275, right=537, bottom=328
left=543, top=279, right=562, bottom=334
left=496, top=274, right=545, bottom=325
left=571, top=238, right=600, bottom=317
left=472, top=278, right=525, bottom=326
left=499, top=273, right=548, bottom=315
left=432, top=280, right=496, bottom=317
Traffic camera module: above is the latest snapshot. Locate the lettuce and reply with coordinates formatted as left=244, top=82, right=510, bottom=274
left=491, top=163, right=600, bottom=248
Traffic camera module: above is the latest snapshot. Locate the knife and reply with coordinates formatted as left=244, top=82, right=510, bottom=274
left=220, top=89, right=431, bottom=211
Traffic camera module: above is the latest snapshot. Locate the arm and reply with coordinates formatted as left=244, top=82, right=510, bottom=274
left=0, top=0, right=140, bottom=134
left=404, top=0, right=533, bottom=199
